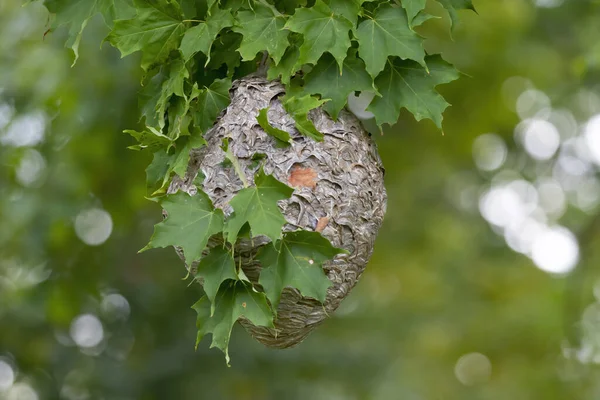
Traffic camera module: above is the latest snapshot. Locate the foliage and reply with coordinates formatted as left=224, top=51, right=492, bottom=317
left=42, top=0, right=474, bottom=361
left=257, top=230, right=347, bottom=309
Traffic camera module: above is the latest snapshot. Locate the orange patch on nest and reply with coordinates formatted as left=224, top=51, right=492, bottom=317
left=315, top=217, right=329, bottom=232
left=288, top=166, right=317, bottom=189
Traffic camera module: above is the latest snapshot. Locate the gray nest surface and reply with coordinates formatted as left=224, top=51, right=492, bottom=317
left=168, top=75, right=387, bottom=348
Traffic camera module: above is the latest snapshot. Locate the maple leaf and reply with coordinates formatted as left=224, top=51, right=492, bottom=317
left=267, top=43, right=300, bottom=85
left=44, top=0, right=113, bottom=65
left=142, top=191, right=224, bottom=263
left=322, top=0, right=364, bottom=26
left=276, top=0, right=308, bottom=14
left=195, top=246, right=238, bottom=315
left=170, top=134, right=207, bottom=176
left=282, top=94, right=328, bottom=141
left=206, top=31, right=244, bottom=74
left=437, top=0, right=476, bottom=30
left=256, top=108, right=292, bottom=144
left=154, top=59, right=189, bottom=130
left=124, top=126, right=171, bottom=151
left=368, top=55, right=460, bottom=129
left=108, top=0, right=186, bottom=72
left=224, top=167, right=294, bottom=245
left=400, top=0, right=427, bottom=26
left=191, top=78, right=232, bottom=133
left=412, top=12, right=439, bottom=28
left=232, top=3, right=290, bottom=65
left=145, top=148, right=173, bottom=194
left=284, top=0, right=353, bottom=72
left=179, top=8, right=234, bottom=63
left=304, top=51, right=375, bottom=120
left=141, top=133, right=205, bottom=195
left=193, top=279, right=273, bottom=365
left=257, top=231, right=347, bottom=310
left=356, top=4, right=426, bottom=78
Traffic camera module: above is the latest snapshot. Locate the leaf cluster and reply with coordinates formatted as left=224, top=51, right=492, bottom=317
left=42, top=0, right=474, bottom=362
left=141, top=168, right=346, bottom=364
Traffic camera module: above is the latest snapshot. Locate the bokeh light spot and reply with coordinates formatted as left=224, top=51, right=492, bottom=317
left=472, top=133, right=507, bottom=172
left=519, top=119, right=560, bottom=160
left=531, top=226, right=579, bottom=274
left=0, top=111, right=46, bottom=147
left=516, top=89, right=551, bottom=120
left=347, top=91, right=375, bottom=120
left=16, top=149, right=46, bottom=187
left=74, top=208, right=113, bottom=246
left=6, top=383, right=38, bottom=400
left=479, top=184, right=528, bottom=228
left=584, top=115, right=600, bottom=166
left=101, top=293, right=131, bottom=322
left=454, top=352, right=492, bottom=386
left=535, top=0, right=564, bottom=8
left=0, top=102, right=15, bottom=130
left=0, top=359, right=15, bottom=391
left=69, top=314, right=104, bottom=349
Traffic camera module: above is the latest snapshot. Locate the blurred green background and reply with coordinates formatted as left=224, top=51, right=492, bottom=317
left=2, top=0, right=600, bottom=399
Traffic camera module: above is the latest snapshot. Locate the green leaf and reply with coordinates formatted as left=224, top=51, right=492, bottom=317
left=399, top=0, right=426, bottom=25
left=206, top=0, right=218, bottom=11
left=145, top=148, right=174, bottom=194
left=368, top=55, right=460, bottom=129
left=195, top=246, right=238, bottom=315
left=232, top=3, right=289, bottom=65
left=256, top=108, right=292, bottom=144
left=412, top=11, right=439, bottom=28
left=191, top=78, right=232, bottom=133
left=304, top=52, right=374, bottom=120
left=162, top=59, right=188, bottom=99
left=436, top=0, right=476, bottom=30
left=356, top=4, right=426, bottom=78
left=156, top=59, right=189, bottom=130
left=107, top=0, right=137, bottom=22
left=294, top=116, right=324, bottom=141
left=44, top=0, right=113, bottom=65
left=108, top=0, right=186, bottom=71
left=282, top=94, right=327, bottom=141
left=143, top=190, right=224, bottom=263
left=284, top=0, right=353, bottom=72
left=266, top=44, right=300, bottom=85
left=275, top=0, right=308, bottom=14
left=206, top=31, right=243, bottom=74
left=322, top=0, right=363, bottom=26
left=179, top=8, right=235, bottom=62
left=257, top=230, right=347, bottom=309
left=125, top=126, right=172, bottom=151
left=224, top=167, right=294, bottom=245
left=193, top=279, right=273, bottom=365
left=170, top=134, right=207, bottom=177
left=139, top=70, right=166, bottom=126
left=143, top=134, right=206, bottom=196
left=166, top=96, right=193, bottom=140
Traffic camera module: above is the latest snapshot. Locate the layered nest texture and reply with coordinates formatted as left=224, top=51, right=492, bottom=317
left=168, top=75, right=387, bottom=348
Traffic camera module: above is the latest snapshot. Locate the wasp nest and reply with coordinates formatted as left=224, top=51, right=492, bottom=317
left=168, top=75, right=386, bottom=348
